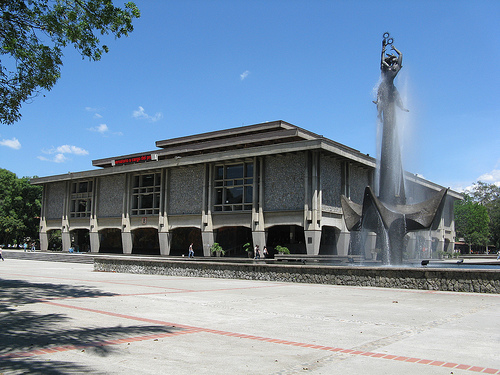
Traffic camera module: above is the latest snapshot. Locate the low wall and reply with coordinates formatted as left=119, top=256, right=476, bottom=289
left=94, top=257, right=500, bottom=294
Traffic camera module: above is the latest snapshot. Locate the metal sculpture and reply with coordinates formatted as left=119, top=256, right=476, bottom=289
left=341, top=33, right=447, bottom=265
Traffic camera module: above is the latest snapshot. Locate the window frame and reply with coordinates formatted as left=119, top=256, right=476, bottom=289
left=213, top=162, right=253, bottom=212
left=69, top=180, right=93, bottom=218
left=131, top=172, right=162, bottom=216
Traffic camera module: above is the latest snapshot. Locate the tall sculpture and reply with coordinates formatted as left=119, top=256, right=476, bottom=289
left=341, top=33, right=448, bottom=265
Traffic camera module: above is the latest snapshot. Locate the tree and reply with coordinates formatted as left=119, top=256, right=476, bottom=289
left=0, top=168, right=42, bottom=245
left=454, top=194, right=490, bottom=253
left=1, top=0, right=140, bottom=124
left=468, top=181, right=500, bottom=249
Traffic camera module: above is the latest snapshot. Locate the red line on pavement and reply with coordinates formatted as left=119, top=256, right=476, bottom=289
left=0, top=329, right=201, bottom=360
left=3, top=270, right=499, bottom=373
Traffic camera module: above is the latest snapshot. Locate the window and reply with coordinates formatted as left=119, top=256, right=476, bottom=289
left=214, top=162, right=253, bottom=211
left=131, top=172, right=161, bottom=215
left=70, top=180, right=93, bottom=218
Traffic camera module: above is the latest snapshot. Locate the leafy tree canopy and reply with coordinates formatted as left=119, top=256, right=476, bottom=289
left=0, top=168, right=42, bottom=245
left=454, top=193, right=490, bottom=250
left=467, top=181, right=500, bottom=249
left=0, top=0, right=140, bottom=124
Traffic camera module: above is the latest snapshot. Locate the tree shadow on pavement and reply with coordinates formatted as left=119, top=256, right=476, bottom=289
left=0, top=278, right=183, bottom=374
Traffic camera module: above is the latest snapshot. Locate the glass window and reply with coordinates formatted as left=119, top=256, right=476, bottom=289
left=70, top=180, right=93, bottom=218
left=213, top=162, right=253, bottom=212
left=131, top=172, right=161, bottom=216
left=226, top=164, right=243, bottom=179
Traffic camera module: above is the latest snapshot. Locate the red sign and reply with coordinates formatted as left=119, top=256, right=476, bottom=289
left=114, top=154, right=152, bottom=166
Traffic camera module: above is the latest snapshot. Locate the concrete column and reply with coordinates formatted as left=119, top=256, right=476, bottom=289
left=89, top=231, right=100, bottom=253
left=159, top=232, right=171, bottom=256
left=62, top=231, right=71, bottom=252
left=122, top=231, right=133, bottom=254
left=407, top=234, right=417, bottom=259
left=437, top=239, right=445, bottom=254
left=305, top=230, right=321, bottom=255
left=337, top=231, right=350, bottom=256
left=252, top=231, right=266, bottom=250
left=39, top=231, right=49, bottom=251
left=364, top=232, right=377, bottom=259
left=202, top=231, right=215, bottom=257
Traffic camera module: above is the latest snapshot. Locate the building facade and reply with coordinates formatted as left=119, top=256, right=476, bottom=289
left=32, top=121, right=461, bottom=258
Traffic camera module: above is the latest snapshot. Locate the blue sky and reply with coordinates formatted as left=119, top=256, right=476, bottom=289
left=1, top=0, right=499, bottom=192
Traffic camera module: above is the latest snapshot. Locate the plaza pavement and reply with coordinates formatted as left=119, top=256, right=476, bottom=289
left=1, top=257, right=500, bottom=374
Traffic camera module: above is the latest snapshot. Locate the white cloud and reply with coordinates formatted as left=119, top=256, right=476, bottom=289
left=85, top=106, right=103, bottom=119
left=453, top=168, right=500, bottom=192
left=39, top=144, right=89, bottom=163
left=54, top=145, right=89, bottom=155
left=240, top=70, right=250, bottom=80
left=0, top=137, right=21, bottom=150
left=477, top=169, right=500, bottom=185
left=89, top=124, right=109, bottom=134
left=132, top=106, right=163, bottom=122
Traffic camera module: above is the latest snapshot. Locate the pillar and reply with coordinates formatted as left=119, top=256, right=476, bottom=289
left=39, top=231, right=49, bottom=251
left=62, top=231, right=71, bottom=252
left=202, top=231, right=215, bottom=257
left=122, top=231, right=132, bottom=254
left=252, top=231, right=266, bottom=250
left=159, top=232, right=171, bottom=256
left=337, top=231, right=350, bottom=256
left=89, top=232, right=100, bottom=253
left=304, top=230, right=321, bottom=255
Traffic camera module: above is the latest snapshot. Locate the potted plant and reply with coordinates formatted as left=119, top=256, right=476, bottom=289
left=243, top=242, right=253, bottom=258
left=275, top=245, right=290, bottom=255
left=210, top=242, right=225, bottom=257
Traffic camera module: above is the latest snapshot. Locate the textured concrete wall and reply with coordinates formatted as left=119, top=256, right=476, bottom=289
left=349, top=165, right=370, bottom=204
left=168, top=166, right=204, bottom=215
left=321, top=157, right=342, bottom=209
left=46, top=182, right=66, bottom=219
left=94, top=257, right=500, bottom=294
left=264, top=153, right=305, bottom=211
left=97, top=174, right=125, bottom=218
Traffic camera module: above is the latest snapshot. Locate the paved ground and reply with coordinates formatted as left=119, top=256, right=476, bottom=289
left=1, top=258, right=500, bottom=374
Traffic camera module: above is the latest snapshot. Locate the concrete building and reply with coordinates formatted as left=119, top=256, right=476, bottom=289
left=31, top=121, right=461, bottom=258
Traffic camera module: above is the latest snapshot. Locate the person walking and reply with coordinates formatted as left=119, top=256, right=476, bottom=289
left=254, top=244, right=260, bottom=259
left=188, top=243, right=194, bottom=258
left=0, top=246, right=4, bottom=261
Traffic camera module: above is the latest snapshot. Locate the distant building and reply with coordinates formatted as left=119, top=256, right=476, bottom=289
left=31, top=121, right=461, bottom=258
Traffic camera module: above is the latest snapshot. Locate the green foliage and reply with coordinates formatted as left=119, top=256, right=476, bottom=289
left=210, top=242, right=225, bottom=256
left=0, top=0, right=140, bottom=124
left=275, top=245, right=290, bottom=254
left=454, top=194, right=490, bottom=248
left=0, top=168, right=42, bottom=244
left=243, top=242, right=251, bottom=252
left=468, top=181, right=500, bottom=249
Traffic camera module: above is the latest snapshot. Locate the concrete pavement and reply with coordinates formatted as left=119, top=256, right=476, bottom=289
left=1, top=258, right=500, bottom=374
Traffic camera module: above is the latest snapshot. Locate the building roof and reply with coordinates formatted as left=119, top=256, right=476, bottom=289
left=91, top=120, right=370, bottom=168
left=30, top=120, right=461, bottom=199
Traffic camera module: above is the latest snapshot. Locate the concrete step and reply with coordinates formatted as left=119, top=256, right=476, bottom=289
left=2, top=250, right=94, bottom=264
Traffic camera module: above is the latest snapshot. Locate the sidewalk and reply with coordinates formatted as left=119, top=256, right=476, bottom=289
left=1, top=258, right=499, bottom=374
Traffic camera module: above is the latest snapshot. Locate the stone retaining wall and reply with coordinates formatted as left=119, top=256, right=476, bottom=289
left=94, top=257, right=500, bottom=294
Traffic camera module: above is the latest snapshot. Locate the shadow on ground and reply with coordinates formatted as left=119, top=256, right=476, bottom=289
left=0, top=278, right=182, bottom=374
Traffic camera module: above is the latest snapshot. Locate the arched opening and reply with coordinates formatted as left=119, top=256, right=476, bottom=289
left=267, top=225, right=306, bottom=255
left=70, top=229, right=90, bottom=252
left=47, top=229, right=62, bottom=251
left=319, top=226, right=340, bottom=255
left=214, top=226, right=253, bottom=257
left=99, top=228, right=123, bottom=254
left=132, top=228, right=160, bottom=255
left=170, top=227, right=202, bottom=256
